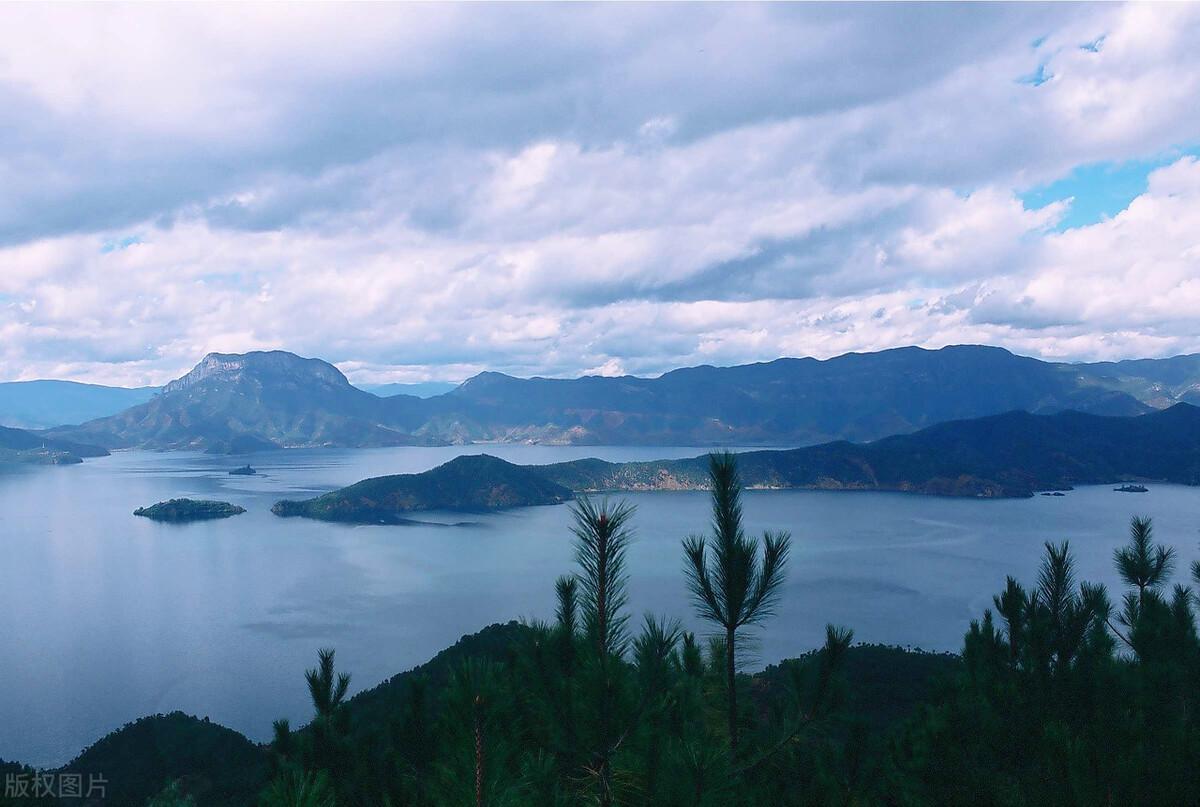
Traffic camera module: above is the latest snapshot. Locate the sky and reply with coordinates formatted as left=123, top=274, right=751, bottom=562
left=2, top=3, right=1200, bottom=387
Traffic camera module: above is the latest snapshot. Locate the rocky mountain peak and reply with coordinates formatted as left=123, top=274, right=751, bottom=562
left=162, top=351, right=351, bottom=394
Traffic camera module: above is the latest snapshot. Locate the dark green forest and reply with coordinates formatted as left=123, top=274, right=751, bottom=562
left=6, top=453, right=1200, bottom=806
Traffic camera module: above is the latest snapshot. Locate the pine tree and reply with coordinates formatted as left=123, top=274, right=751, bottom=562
left=683, top=452, right=790, bottom=755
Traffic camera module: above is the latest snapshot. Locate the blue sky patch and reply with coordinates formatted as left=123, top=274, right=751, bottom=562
left=100, top=234, right=143, bottom=254
left=1020, top=148, right=1199, bottom=230
left=1017, top=63, right=1052, bottom=87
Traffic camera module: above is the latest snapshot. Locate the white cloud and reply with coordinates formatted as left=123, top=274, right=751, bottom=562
left=981, top=156, right=1200, bottom=339
left=584, top=358, right=627, bottom=378
left=1, top=4, right=1199, bottom=385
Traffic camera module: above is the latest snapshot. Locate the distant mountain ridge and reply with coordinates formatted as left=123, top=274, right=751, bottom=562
left=1069, top=353, right=1200, bottom=408
left=0, top=380, right=157, bottom=430
left=360, top=381, right=460, bottom=398
left=423, top=345, right=1155, bottom=445
left=37, top=344, right=1200, bottom=450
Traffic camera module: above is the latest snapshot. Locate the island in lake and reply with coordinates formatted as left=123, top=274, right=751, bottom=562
left=272, top=454, right=573, bottom=523
left=134, top=499, right=247, bottom=522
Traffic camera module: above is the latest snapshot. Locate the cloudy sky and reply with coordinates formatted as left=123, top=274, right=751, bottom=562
left=2, top=3, right=1199, bottom=387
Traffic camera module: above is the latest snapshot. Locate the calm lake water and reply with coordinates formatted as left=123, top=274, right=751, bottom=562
left=2, top=445, right=1198, bottom=766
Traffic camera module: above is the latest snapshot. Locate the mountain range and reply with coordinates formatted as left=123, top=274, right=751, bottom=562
left=422, top=345, right=1156, bottom=445
left=32, top=344, right=1200, bottom=451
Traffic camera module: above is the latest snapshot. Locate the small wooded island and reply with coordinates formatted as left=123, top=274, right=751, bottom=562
left=272, top=454, right=573, bottom=523
left=134, top=499, right=247, bottom=522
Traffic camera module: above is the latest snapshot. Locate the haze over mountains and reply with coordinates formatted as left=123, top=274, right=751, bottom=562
left=33, top=345, right=1200, bottom=452
left=0, top=424, right=107, bottom=465
left=0, top=380, right=156, bottom=430
left=362, top=381, right=459, bottom=399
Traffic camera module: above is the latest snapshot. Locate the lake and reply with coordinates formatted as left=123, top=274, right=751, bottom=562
left=2, top=445, right=1198, bottom=767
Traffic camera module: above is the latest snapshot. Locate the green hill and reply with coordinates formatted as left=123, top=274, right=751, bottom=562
left=58, top=712, right=268, bottom=807
left=271, top=454, right=573, bottom=523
